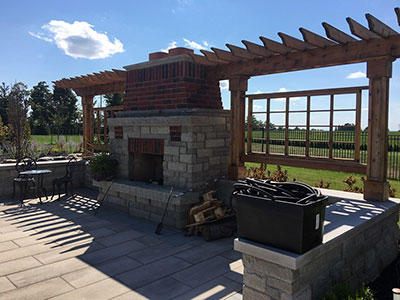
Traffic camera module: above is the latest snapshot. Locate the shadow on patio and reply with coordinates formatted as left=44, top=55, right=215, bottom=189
left=0, top=188, right=243, bottom=300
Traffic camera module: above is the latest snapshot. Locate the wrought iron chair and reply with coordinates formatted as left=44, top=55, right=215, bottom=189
left=51, top=156, right=77, bottom=200
left=13, top=157, right=37, bottom=204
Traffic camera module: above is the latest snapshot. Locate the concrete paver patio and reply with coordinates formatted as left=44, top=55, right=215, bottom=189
left=0, top=189, right=243, bottom=300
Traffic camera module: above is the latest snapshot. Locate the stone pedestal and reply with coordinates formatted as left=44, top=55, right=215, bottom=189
left=235, top=190, right=400, bottom=300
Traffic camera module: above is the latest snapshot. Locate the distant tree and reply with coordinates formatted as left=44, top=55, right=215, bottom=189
left=0, top=116, right=8, bottom=143
left=335, top=123, right=356, bottom=131
left=29, top=81, right=52, bottom=135
left=0, top=83, right=10, bottom=125
left=104, top=93, right=124, bottom=107
left=7, top=82, right=30, bottom=160
left=50, top=87, right=79, bottom=138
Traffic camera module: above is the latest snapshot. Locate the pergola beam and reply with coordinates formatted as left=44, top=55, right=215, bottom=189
left=242, top=40, right=274, bottom=57
left=226, top=44, right=261, bottom=59
left=346, top=17, right=381, bottom=40
left=366, top=13, right=398, bottom=38
left=259, top=36, right=292, bottom=54
left=216, top=35, right=400, bottom=79
left=278, top=32, right=314, bottom=51
left=322, top=22, right=357, bottom=44
left=299, top=27, right=336, bottom=48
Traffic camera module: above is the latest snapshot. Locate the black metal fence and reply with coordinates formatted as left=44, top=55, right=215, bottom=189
left=248, top=128, right=400, bottom=180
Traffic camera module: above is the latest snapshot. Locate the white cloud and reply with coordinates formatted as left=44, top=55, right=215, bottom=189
left=28, top=31, right=53, bottom=43
left=161, top=41, right=177, bottom=53
left=30, top=20, right=124, bottom=59
left=183, top=38, right=210, bottom=51
left=253, top=104, right=264, bottom=112
left=273, top=88, right=300, bottom=102
left=347, top=71, right=366, bottom=79
left=219, top=80, right=229, bottom=90
left=183, top=38, right=204, bottom=50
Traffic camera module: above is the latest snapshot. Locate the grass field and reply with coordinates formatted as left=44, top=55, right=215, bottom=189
left=245, top=162, right=400, bottom=195
left=31, top=135, right=82, bottom=145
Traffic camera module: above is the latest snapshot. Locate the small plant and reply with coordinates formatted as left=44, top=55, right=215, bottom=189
left=246, top=164, right=294, bottom=182
left=55, top=138, right=67, bottom=153
left=65, top=141, right=80, bottom=154
left=343, top=176, right=364, bottom=193
left=89, top=153, right=119, bottom=181
left=316, top=179, right=331, bottom=189
left=323, top=282, right=374, bottom=300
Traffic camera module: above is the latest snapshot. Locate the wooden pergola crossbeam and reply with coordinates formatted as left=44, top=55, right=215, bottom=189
left=322, top=22, right=357, bottom=44
left=226, top=44, right=261, bottom=59
left=242, top=40, right=274, bottom=57
left=366, top=13, right=398, bottom=38
left=278, top=32, right=314, bottom=51
left=200, top=50, right=230, bottom=64
left=211, top=47, right=242, bottom=62
left=189, top=53, right=218, bottom=66
left=299, top=28, right=336, bottom=48
left=346, top=17, right=381, bottom=40
left=260, top=36, right=292, bottom=54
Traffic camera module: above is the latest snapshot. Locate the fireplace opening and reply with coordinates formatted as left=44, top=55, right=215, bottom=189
left=128, top=138, right=164, bottom=185
left=129, top=153, right=163, bottom=184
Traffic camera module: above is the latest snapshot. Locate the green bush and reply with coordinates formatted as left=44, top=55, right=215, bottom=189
left=89, top=153, right=119, bottom=181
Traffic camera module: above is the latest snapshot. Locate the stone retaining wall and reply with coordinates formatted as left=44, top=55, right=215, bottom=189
left=0, top=160, right=88, bottom=198
left=235, top=193, right=400, bottom=300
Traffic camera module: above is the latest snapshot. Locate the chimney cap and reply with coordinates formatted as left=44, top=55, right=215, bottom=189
left=168, top=47, right=194, bottom=57
left=149, top=52, right=169, bottom=61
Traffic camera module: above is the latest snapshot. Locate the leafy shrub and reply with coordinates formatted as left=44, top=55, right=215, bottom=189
left=89, top=153, right=118, bottom=181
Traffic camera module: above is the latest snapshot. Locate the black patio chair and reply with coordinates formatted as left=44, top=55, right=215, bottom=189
left=13, top=156, right=37, bottom=204
left=51, top=156, right=77, bottom=200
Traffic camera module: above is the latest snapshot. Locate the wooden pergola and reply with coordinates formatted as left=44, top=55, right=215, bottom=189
left=190, top=8, right=400, bottom=201
left=53, top=69, right=126, bottom=157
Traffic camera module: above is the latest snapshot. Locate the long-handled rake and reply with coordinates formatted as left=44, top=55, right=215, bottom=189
left=155, top=186, right=174, bottom=235
left=94, top=181, right=114, bottom=216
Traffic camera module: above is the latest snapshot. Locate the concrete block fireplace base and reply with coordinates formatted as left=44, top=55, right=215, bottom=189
left=93, top=179, right=200, bottom=229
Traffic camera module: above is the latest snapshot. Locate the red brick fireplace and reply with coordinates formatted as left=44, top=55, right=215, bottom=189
left=101, top=47, right=230, bottom=228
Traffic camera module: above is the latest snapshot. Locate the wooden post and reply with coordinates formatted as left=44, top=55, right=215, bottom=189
left=329, top=94, right=334, bottom=158
left=354, top=90, right=362, bottom=162
left=228, top=76, right=249, bottom=179
left=305, top=96, right=311, bottom=157
left=247, top=97, right=253, bottom=154
left=364, top=57, right=392, bottom=201
left=82, top=95, right=95, bottom=158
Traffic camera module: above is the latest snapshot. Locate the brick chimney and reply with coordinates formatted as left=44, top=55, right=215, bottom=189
left=123, top=47, right=222, bottom=111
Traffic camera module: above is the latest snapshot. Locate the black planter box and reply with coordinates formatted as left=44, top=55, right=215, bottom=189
left=235, top=193, right=327, bottom=254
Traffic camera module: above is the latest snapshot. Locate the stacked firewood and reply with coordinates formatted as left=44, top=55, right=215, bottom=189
left=184, top=191, right=236, bottom=241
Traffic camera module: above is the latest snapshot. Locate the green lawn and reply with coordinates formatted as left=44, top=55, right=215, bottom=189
left=31, top=135, right=82, bottom=145
left=245, top=162, right=400, bottom=195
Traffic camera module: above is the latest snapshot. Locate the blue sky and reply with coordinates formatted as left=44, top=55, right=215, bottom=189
left=1, top=0, right=400, bottom=129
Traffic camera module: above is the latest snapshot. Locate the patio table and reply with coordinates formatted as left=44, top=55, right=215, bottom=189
left=19, top=169, right=52, bottom=204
